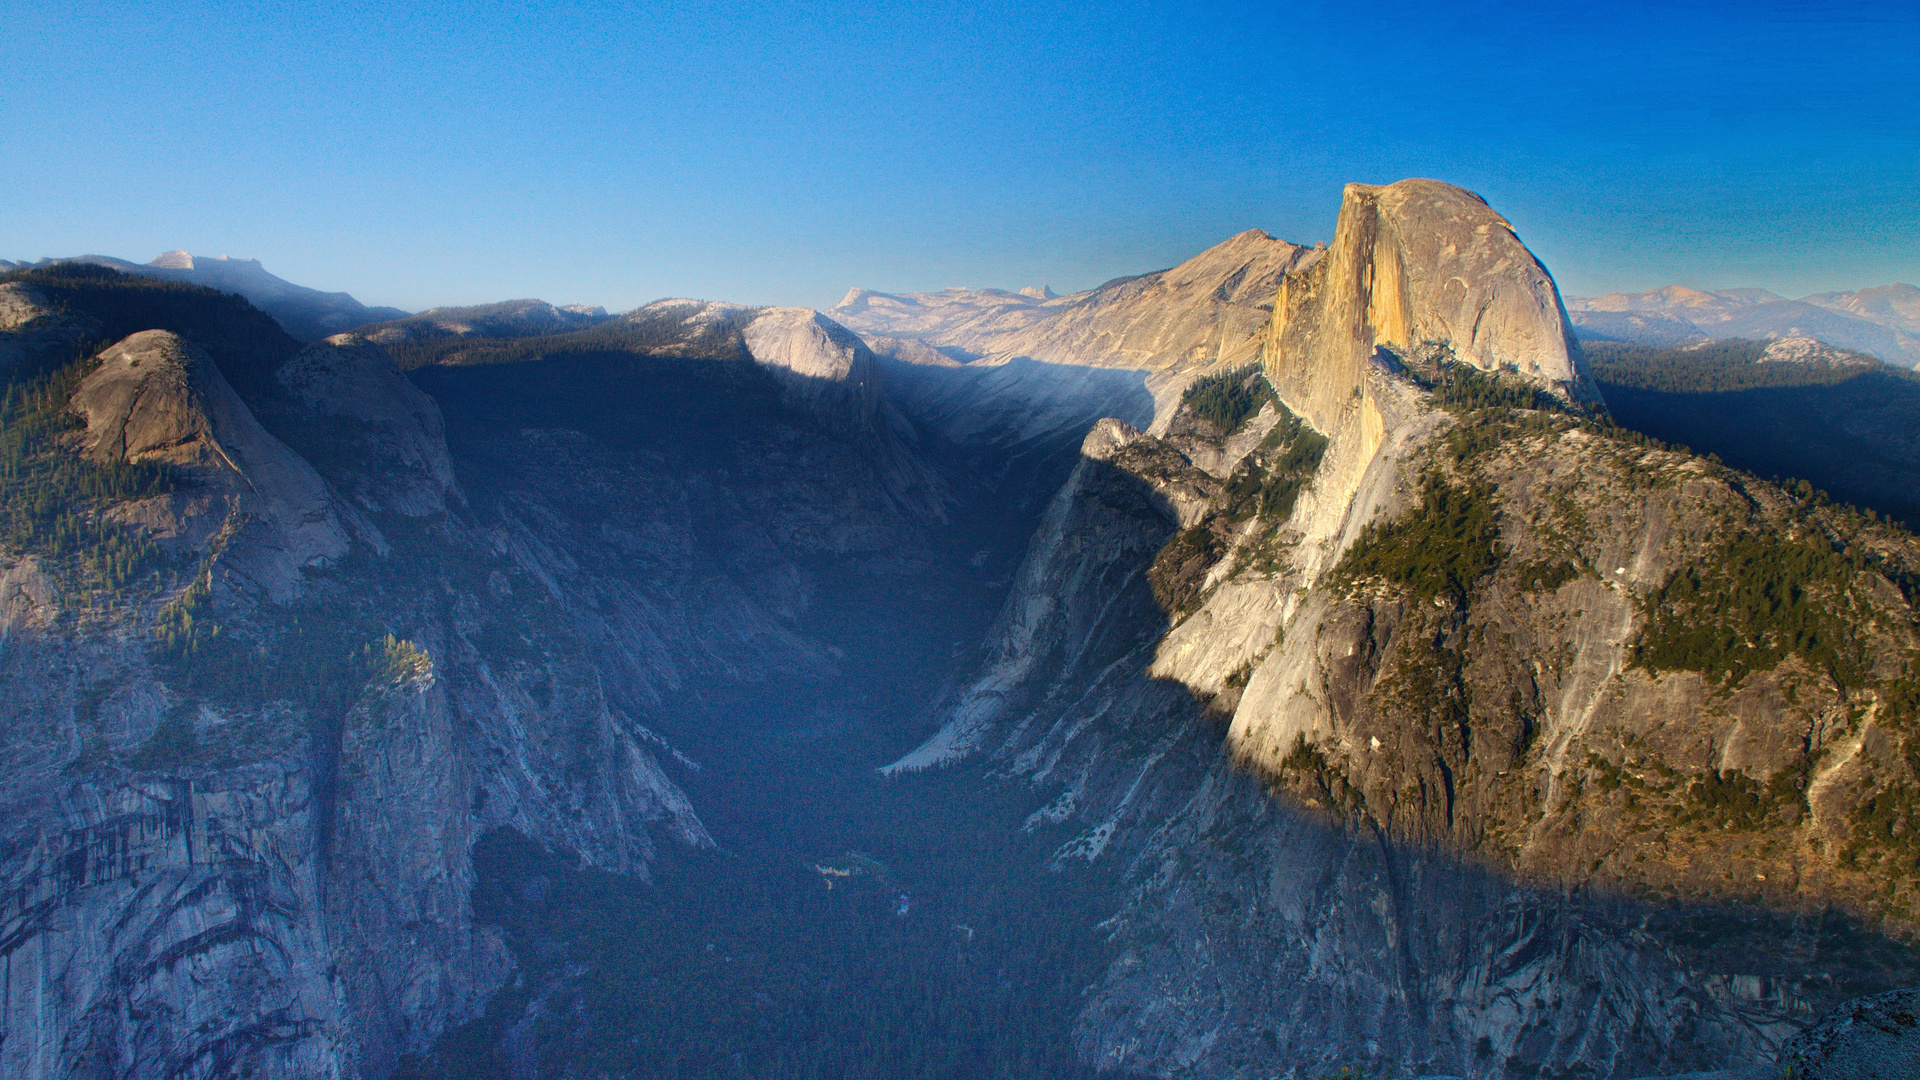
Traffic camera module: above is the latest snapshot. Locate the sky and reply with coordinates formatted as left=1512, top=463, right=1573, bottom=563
left=2, top=0, right=1916, bottom=313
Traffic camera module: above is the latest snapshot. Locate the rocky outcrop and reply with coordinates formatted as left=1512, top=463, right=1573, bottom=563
left=71, top=330, right=351, bottom=598
left=836, top=230, right=1314, bottom=451
left=1777, top=987, right=1920, bottom=1079
left=276, top=334, right=461, bottom=517
left=1257, top=179, right=1595, bottom=582
left=0, top=289, right=899, bottom=1076
left=882, top=418, right=1177, bottom=774
left=1264, top=179, right=1590, bottom=428
left=881, top=179, right=1920, bottom=1077
left=8, top=180, right=1919, bottom=1080
left=833, top=230, right=1315, bottom=379
left=0, top=282, right=93, bottom=373
left=738, top=306, right=891, bottom=436
left=896, top=380, right=1920, bottom=1074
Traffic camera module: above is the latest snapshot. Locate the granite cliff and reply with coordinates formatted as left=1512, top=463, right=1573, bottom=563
left=0, top=265, right=953, bottom=1078
left=887, top=181, right=1920, bottom=1077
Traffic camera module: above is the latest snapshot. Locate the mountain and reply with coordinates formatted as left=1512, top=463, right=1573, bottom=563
left=356, top=298, right=611, bottom=352
left=3, top=186, right=1919, bottom=1079
left=2, top=250, right=410, bottom=341
left=1569, top=282, right=1920, bottom=369
left=833, top=228, right=1316, bottom=377
left=830, top=228, right=1323, bottom=462
left=890, top=180, right=1920, bottom=1075
left=0, top=262, right=962, bottom=1078
left=1805, top=282, right=1920, bottom=337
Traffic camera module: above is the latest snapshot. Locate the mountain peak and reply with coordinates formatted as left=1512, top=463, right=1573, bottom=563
left=149, top=249, right=195, bottom=269
left=1267, top=177, right=1586, bottom=434
left=831, top=227, right=1315, bottom=376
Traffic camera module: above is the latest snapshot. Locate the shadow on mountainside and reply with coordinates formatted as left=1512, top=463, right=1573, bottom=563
left=396, top=341, right=1920, bottom=1078
left=878, top=446, right=1920, bottom=1079
left=1598, top=370, right=1920, bottom=529
left=396, top=350, right=1150, bottom=1079
left=11, top=265, right=1912, bottom=1079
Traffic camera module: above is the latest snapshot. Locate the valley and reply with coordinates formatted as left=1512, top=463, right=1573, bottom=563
left=2, top=179, right=1918, bottom=1080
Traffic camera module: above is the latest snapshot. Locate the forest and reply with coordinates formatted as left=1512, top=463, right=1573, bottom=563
left=1586, top=338, right=1920, bottom=527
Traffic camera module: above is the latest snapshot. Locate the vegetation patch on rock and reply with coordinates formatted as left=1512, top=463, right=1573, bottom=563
left=1335, top=472, right=1501, bottom=603
left=1633, top=526, right=1874, bottom=686
left=1179, top=363, right=1275, bottom=436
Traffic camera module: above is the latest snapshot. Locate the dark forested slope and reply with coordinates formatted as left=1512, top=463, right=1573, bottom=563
left=1589, top=338, right=1920, bottom=526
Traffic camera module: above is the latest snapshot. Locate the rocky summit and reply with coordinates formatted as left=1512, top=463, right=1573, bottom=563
left=0, top=180, right=1916, bottom=1080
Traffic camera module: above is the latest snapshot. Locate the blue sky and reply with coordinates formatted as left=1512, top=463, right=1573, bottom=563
left=2, top=0, right=1915, bottom=313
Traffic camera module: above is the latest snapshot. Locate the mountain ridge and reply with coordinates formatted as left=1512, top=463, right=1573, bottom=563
left=2, top=251, right=411, bottom=343
left=1569, top=281, right=1920, bottom=368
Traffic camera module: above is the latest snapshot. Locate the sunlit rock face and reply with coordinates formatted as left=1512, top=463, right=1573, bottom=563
left=1265, top=179, right=1588, bottom=429
left=71, top=329, right=351, bottom=599
left=881, top=180, right=1920, bottom=1077
left=833, top=228, right=1317, bottom=376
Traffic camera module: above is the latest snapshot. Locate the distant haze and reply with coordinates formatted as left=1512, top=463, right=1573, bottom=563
left=3, top=0, right=1915, bottom=312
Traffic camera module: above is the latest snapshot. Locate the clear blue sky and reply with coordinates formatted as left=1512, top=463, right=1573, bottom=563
left=3, top=0, right=1915, bottom=313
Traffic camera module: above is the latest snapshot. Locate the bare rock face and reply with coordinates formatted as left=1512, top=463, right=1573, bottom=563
left=1757, top=335, right=1882, bottom=369
left=1259, top=179, right=1596, bottom=573
left=833, top=230, right=1313, bottom=448
left=1777, top=988, right=1920, bottom=1079
left=1266, top=179, right=1588, bottom=427
left=70, top=329, right=350, bottom=598
left=834, top=230, right=1316, bottom=387
left=882, top=417, right=1178, bottom=774
left=277, top=334, right=461, bottom=517
left=739, top=306, right=889, bottom=436
left=614, top=299, right=895, bottom=435
left=899, top=377, right=1920, bottom=1075
left=881, top=180, right=1920, bottom=1076
left=0, top=282, right=91, bottom=372
left=0, top=281, right=47, bottom=332
left=1266, top=178, right=1588, bottom=417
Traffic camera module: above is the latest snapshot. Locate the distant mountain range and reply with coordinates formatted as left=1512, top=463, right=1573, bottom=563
left=357, top=298, right=611, bottom=347
left=0, top=250, right=409, bottom=342
left=1568, top=282, right=1920, bottom=368
left=9, top=184, right=1920, bottom=1077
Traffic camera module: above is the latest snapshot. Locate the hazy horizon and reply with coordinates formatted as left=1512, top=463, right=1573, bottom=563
left=13, top=231, right=1919, bottom=322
